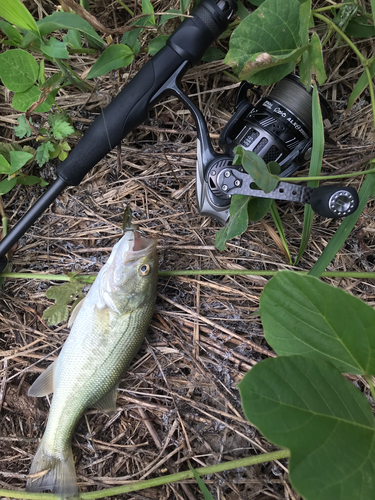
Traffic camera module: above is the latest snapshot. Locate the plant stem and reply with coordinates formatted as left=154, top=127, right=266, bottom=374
left=312, top=3, right=347, bottom=13
left=0, top=450, right=290, bottom=500
left=365, top=65, right=375, bottom=130
left=2, top=270, right=375, bottom=280
left=278, top=167, right=375, bottom=183
left=365, top=375, right=375, bottom=403
left=116, top=0, right=134, bottom=16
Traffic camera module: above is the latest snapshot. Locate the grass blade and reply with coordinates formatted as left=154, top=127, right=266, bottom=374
left=188, top=464, right=215, bottom=500
left=308, top=173, right=375, bottom=277
left=269, top=201, right=292, bottom=264
left=295, top=83, right=324, bottom=264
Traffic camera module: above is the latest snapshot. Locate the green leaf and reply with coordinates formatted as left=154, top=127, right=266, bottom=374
left=0, top=155, right=11, bottom=175
left=0, top=20, right=23, bottom=45
left=215, top=195, right=250, bottom=251
left=347, top=61, right=375, bottom=112
left=0, top=0, right=39, bottom=34
left=269, top=201, right=291, bottom=264
left=333, top=3, right=358, bottom=32
left=42, top=303, right=69, bottom=326
left=188, top=464, right=215, bottom=500
left=142, top=0, right=155, bottom=25
left=16, top=175, right=48, bottom=186
left=8, top=150, right=33, bottom=175
left=233, top=146, right=279, bottom=193
left=41, top=37, right=69, bottom=59
left=35, top=141, right=55, bottom=167
left=225, top=0, right=306, bottom=85
left=14, top=115, right=32, bottom=138
left=40, top=71, right=65, bottom=92
left=0, top=49, right=39, bottom=92
left=159, top=9, right=181, bottom=25
left=309, top=33, right=326, bottom=84
left=260, top=271, right=375, bottom=375
left=295, top=84, right=323, bottom=263
left=0, top=177, right=17, bottom=196
left=45, top=281, right=83, bottom=305
left=202, top=47, right=225, bottom=62
left=239, top=355, right=375, bottom=500
left=247, top=197, right=272, bottom=222
left=87, top=44, right=134, bottom=79
left=63, top=29, right=83, bottom=49
left=12, top=85, right=40, bottom=112
left=180, top=0, right=190, bottom=14
left=48, top=113, right=75, bottom=140
left=148, top=36, right=169, bottom=56
left=345, top=15, right=375, bottom=38
left=309, top=173, right=375, bottom=277
left=236, top=1, right=250, bottom=20
left=37, top=12, right=103, bottom=46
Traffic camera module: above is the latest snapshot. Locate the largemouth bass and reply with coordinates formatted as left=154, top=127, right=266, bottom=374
left=26, top=228, right=158, bottom=497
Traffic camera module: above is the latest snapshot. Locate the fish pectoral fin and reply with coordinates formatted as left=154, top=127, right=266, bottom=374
left=28, top=361, right=55, bottom=397
left=68, top=296, right=86, bottom=328
left=94, top=386, right=118, bottom=414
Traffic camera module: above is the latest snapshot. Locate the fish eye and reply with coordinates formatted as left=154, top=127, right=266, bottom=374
left=139, top=264, right=150, bottom=276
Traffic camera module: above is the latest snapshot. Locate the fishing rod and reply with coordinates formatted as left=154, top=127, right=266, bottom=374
left=0, top=0, right=359, bottom=272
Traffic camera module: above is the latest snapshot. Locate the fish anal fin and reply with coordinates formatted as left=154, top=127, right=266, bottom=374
left=68, top=297, right=86, bottom=328
left=28, top=361, right=55, bottom=397
left=94, top=386, right=118, bottom=415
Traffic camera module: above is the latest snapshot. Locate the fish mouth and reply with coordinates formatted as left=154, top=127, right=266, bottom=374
left=124, top=230, right=157, bottom=261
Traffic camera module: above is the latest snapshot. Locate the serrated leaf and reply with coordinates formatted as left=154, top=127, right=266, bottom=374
left=37, top=12, right=103, bottom=46
left=0, top=177, right=17, bottom=196
left=0, top=20, right=23, bottom=45
left=48, top=113, right=75, bottom=140
left=45, top=282, right=83, bottom=305
left=260, top=271, right=375, bottom=375
left=233, top=146, right=279, bottom=193
left=9, top=150, right=33, bottom=175
left=0, top=0, right=39, bottom=34
left=86, top=44, right=134, bottom=79
left=215, top=195, right=250, bottom=251
left=225, top=0, right=306, bottom=85
left=0, top=49, right=39, bottom=92
left=42, top=303, right=69, bottom=326
left=14, top=115, right=33, bottom=139
left=148, top=36, right=169, bottom=56
left=239, top=355, right=375, bottom=500
left=35, top=141, right=55, bottom=167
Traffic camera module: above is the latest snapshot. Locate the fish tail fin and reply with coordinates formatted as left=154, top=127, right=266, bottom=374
left=26, top=438, right=78, bottom=498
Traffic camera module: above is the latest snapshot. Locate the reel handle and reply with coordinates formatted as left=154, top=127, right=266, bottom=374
left=309, top=185, right=359, bottom=218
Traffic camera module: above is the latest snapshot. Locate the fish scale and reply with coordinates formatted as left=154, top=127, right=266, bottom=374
left=26, top=230, right=158, bottom=498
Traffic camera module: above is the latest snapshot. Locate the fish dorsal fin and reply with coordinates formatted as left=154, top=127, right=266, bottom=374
left=94, top=386, right=118, bottom=415
left=28, top=361, right=55, bottom=397
left=68, top=297, right=86, bottom=328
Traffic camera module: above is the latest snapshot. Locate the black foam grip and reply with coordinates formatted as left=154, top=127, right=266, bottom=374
left=309, top=185, right=359, bottom=218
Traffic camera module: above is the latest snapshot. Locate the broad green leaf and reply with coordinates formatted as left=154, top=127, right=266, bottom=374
left=35, top=141, right=55, bottom=167
left=142, top=0, right=155, bottom=25
left=42, top=303, right=69, bottom=326
left=63, top=29, right=83, bottom=49
left=12, top=85, right=40, bottom=112
left=225, top=0, right=306, bottom=85
left=0, top=155, right=11, bottom=175
left=40, top=71, right=65, bottom=92
left=0, top=0, right=39, bottom=34
left=333, top=3, right=358, bottom=31
left=180, top=0, right=190, bottom=14
left=188, top=464, right=215, bottom=500
left=48, top=113, right=75, bottom=140
left=0, top=177, right=17, bottom=196
left=8, top=150, right=33, bottom=175
left=345, top=16, right=375, bottom=38
left=87, top=44, right=134, bottom=79
left=347, top=61, right=375, bottom=112
left=37, top=12, right=103, bottom=47
left=295, top=85, right=323, bottom=263
left=215, top=195, right=250, bottom=251
left=309, top=33, right=326, bottom=84
left=299, top=0, right=310, bottom=45
left=0, top=49, right=39, bottom=92
left=247, top=197, right=271, bottom=222
left=14, top=115, right=32, bottom=138
left=309, top=173, right=375, bottom=277
left=41, top=37, right=69, bottom=59
left=148, top=36, right=169, bottom=56
left=233, top=146, right=279, bottom=193
left=260, top=271, right=375, bottom=375
left=239, top=355, right=375, bottom=500
left=16, top=175, right=48, bottom=186
left=0, top=20, right=23, bottom=45
left=236, top=1, right=250, bottom=20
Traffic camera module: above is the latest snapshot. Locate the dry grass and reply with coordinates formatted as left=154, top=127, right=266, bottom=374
left=1, top=1, right=375, bottom=499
